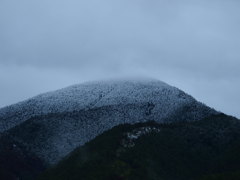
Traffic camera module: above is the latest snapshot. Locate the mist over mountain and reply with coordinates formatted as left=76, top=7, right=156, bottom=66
left=1, top=0, right=239, bottom=179
left=1, top=0, right=240, bottom=118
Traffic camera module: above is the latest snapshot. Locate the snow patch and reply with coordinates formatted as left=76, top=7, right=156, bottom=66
left=122, top=126, right=161, bottom=148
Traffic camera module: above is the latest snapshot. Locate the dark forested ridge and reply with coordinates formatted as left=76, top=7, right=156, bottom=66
left=0, top=79, right=216, bottom=168
left=38, top=114, right=240, bottom=180
left=0, top=80, right=238, bottom=180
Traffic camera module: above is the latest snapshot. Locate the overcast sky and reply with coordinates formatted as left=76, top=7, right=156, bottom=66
left=0, top=0, right=240, bottom=118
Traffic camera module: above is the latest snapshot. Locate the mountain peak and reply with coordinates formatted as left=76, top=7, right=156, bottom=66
left=0, top=79, right=217, bottom=164
left=0, top=79, right=216, bottom=133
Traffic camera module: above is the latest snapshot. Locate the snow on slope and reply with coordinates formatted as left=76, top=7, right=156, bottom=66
left=0, top=78, right=218, bottom=165
left=0, top=78, right=215, bottom=133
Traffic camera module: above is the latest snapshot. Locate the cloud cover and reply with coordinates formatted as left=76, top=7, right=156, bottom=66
left=0, top=0, right=240, bottom=117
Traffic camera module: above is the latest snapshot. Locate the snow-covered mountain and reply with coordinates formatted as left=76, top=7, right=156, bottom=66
left=0, top=78, right=217, bottom=165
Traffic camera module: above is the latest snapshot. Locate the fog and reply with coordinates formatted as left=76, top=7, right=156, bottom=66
left=0, top=0, right=240, bottom=117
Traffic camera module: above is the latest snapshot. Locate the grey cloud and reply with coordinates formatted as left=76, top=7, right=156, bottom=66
left=1, top=0, right=239, bottom=69
left=0, top=0, right=240, bottom=117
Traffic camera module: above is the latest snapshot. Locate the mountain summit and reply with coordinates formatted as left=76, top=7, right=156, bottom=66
left=0, top=79, right=217, bottom=166
left=0, top=78, right=216, bottom=132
